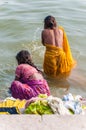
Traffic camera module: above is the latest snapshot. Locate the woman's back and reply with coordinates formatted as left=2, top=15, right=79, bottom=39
left=42, top=27, right=63, bottom=48
left=16, top=64, right=43, bottom=82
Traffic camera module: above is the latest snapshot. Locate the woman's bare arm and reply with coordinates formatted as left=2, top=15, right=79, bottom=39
left=41, top=31, right=45, bottom=46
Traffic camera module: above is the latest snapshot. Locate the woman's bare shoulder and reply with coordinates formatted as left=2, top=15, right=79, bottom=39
left=42, top=29, right=46, bottom=35
left=42, top=29, right=49, bottom=33
left=42, top=29, right=50, bottom=36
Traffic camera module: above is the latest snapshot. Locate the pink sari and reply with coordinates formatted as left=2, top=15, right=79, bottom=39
left=10, top=64, right=50, bottom=100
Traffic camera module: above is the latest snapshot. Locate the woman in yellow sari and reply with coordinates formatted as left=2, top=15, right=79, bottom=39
left=41, top=15, right=76, bottom=78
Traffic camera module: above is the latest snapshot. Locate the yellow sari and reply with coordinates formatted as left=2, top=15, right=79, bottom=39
left=43, top=26, right=76, bottom=77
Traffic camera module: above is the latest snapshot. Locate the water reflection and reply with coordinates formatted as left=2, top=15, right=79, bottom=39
left=45, top=75, right=70, bottom=98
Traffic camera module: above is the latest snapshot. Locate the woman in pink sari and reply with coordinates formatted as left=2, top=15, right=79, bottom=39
left=10, top=50, right=50, bottom=100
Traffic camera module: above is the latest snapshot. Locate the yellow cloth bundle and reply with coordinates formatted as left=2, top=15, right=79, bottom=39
left=43, top=26, right=76, bottom=77
left=0, top=99, right=26, bottom=109
left=0, top=99, right=26, bottom=114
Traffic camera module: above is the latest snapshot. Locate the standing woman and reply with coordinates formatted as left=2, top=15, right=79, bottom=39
left=41, top=15, right=76, bottom=78
left=10, top=50, right=50, bottom=100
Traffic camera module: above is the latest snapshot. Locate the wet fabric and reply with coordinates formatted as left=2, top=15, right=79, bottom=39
left=15, top=64, right=38, bottom=83
left=64, top=101, right=82, bottom=114
left=62, top=93, right=84, bottom=114
left=47, top=96, right=70, bottom=115
left=25, top=94, right=48, bottom=108
left=25, top=100, right=53, bottom=115
left=10, top=64, right=50, bottom=100
left=25, top=94, right=53, bottom=115
left=0, top=112, right=9, bottom=114
left=10, top=79, right=50, bottom=100
left=0, top=107, right=20, bottom=114
left=0, top=98, right=26, bottom=114
left=43, top=26, right=76, bottom=77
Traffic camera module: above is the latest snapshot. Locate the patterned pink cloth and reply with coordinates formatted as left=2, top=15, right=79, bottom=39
left=10, top=64, right=50, bottom=100
left=15, top=64, right=38, bottom=83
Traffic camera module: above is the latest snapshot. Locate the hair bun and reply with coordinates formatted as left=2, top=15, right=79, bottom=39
left=49, top=21, right=53, bottom=28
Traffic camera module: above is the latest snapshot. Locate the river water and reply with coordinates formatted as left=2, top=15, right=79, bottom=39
left=0, top=0, right=86, bottom=99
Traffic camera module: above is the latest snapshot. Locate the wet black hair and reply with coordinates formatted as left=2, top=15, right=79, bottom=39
left=44, top=15, right=57, bottom=29
left=16, top=50, right=40, bottom=72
